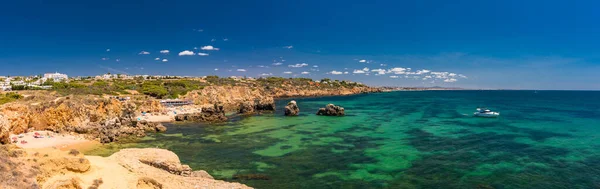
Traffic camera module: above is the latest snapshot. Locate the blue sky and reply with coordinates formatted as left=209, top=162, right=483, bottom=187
left=1, top=0, right=599, bottom=90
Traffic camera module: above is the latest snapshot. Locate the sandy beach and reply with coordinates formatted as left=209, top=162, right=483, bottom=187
left=9, top=130, right=97, bottom=150
left=136, top=105, right=203, bottom=122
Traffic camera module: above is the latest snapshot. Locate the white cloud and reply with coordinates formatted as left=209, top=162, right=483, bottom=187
left=459, top=74, right=468, bottom=78
left=237, top=69, right=246, bottom=72
left=388, top=67, right=407, bottom=74
left=283, top=46, right=293, bottom=49
left=214, top=68, right=219, bottom=71
left=283, top=71, right=293, bottom=74
left=390, top=76, right=399, bottom=78
left=260, top=73, right=273, bottom=76
left=115, top=59, right=120, bottom=62
left=154, top=58, right=160, bottom=60
left=272, top=62, right=283, bottom=66
left=139, top=51, right=150, bottom=55
left=353, top=70, right=366, bottom=74
left=344, top=71, right=349, bottom=74
left=313, top=65, right=318, bottom=68
left=106, top=49, right=110, bottom=52
left=362, top=67, right=370, bottom=72
left=444, top=78, right=457, bottom=82
left=330, top=71, right=343, bottom=75
left=380, top=64, right=387, bottom=66
left=162, top=59, right=168, bottom=62
left=372, top=69, right=386, bottom=75
left=288, top=63, right=309, bottom=68
left=415, top=69, right=431, bottom=74
left=178, top=50, right=195, bottom=56
left=160, top=50, right=170, bottom=54
left=101, top=57, right=109, bottom=61
left=301, top=71, right=310, bottom=74
left=359, top=59, right=367, bottom=63
left=197, top=52, right=209, bottom=56
left=201, top=46, right=220, bottom=50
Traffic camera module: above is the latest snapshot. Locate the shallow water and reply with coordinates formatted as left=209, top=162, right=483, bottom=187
left=86, top=91, right=600, bottom=189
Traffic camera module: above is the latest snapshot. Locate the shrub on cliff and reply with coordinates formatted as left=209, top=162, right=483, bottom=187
left=0, top=92, right=23, bottom=105
left=140, top=83, right=169, bottom=99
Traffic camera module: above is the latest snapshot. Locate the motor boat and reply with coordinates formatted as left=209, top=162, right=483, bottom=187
left=474, top=108, right=499, bottom=118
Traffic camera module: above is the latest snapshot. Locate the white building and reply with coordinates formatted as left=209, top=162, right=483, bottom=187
left=43, top=72, right=68, bottom=82
left=0, top=83, right=10, bottom=91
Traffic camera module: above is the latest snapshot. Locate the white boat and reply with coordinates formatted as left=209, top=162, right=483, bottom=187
left=474, top=108, right=500, bottom=118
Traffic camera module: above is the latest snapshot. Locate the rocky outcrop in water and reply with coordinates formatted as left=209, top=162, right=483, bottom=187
left=175, top=104, right=227, bottom=122
left=239, top=98, right=276, bottom=114
left=316, top=104, right=345, bottom=116
left=284, top=100, right=299, bottom=116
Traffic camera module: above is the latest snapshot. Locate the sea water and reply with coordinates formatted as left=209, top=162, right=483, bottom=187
left=86, top=90, right=600, bottom=188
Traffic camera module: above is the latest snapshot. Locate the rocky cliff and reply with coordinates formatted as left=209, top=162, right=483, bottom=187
left=0, top=96, right=165, bottom=144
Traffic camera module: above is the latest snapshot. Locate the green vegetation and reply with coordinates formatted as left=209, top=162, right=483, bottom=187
left=15, top=75, right=365, bottom=99
left=0, top=92, right=23, bottom=105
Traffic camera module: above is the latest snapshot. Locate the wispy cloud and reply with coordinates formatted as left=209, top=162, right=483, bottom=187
left=288, top=63, right=309, bottom=68
left=160, top=50, right=170, bottom=54
left=197, top=52, right=209, bottom=56
left=162, top=59, right=168, bottom=62
left=283, top=71, right=293, bottom=74
left=283, top=46, right=293, bottom=49
left=272, top=62, right=283, bottom=66
left=301, top=71, right=310, bottom=74
left=237, top=69, right=246, bottom=72
left=139, top=51, right=150, bottom=55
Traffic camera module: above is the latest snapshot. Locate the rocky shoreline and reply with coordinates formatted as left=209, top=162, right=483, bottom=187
left=0, top=83, right=381, bottom=188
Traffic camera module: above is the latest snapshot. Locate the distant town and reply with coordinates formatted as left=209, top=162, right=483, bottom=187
left=0, top=72, right=371, bottom=92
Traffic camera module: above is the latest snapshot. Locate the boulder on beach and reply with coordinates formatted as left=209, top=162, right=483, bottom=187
left=284, top=100, right=300, bottom=116
left=316, top=104, right=345, bottom=116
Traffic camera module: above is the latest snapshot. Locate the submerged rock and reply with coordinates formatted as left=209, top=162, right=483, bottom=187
left=316, top=104, right=345, bottom=116
left=284, top=100, right=300, bottom=116
left=175, top=104, right=227, bottom=122
left=232, top=174, right=270, bottom=180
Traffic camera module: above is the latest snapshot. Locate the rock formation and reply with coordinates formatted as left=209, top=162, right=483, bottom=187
left=175, top=104, right=227, bottom=122
left=284, top=100, right=299, bottom=116
left=238, top=102, right=254, bottom=114
left=239, top=98, right=276, bottom=114
left=0, top=146, right=251, bottom=189
left=0, top=115, right=9, bottom=144
left=316, top=104, right=345, bottom=116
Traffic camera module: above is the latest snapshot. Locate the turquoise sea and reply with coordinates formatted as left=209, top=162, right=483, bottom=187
left=87, top=91, right=600, bottom=189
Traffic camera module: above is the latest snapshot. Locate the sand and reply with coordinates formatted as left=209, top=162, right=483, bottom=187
left=136, top=105, right=203, bottom=123
left=9, top=130, right=96, bottom=150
